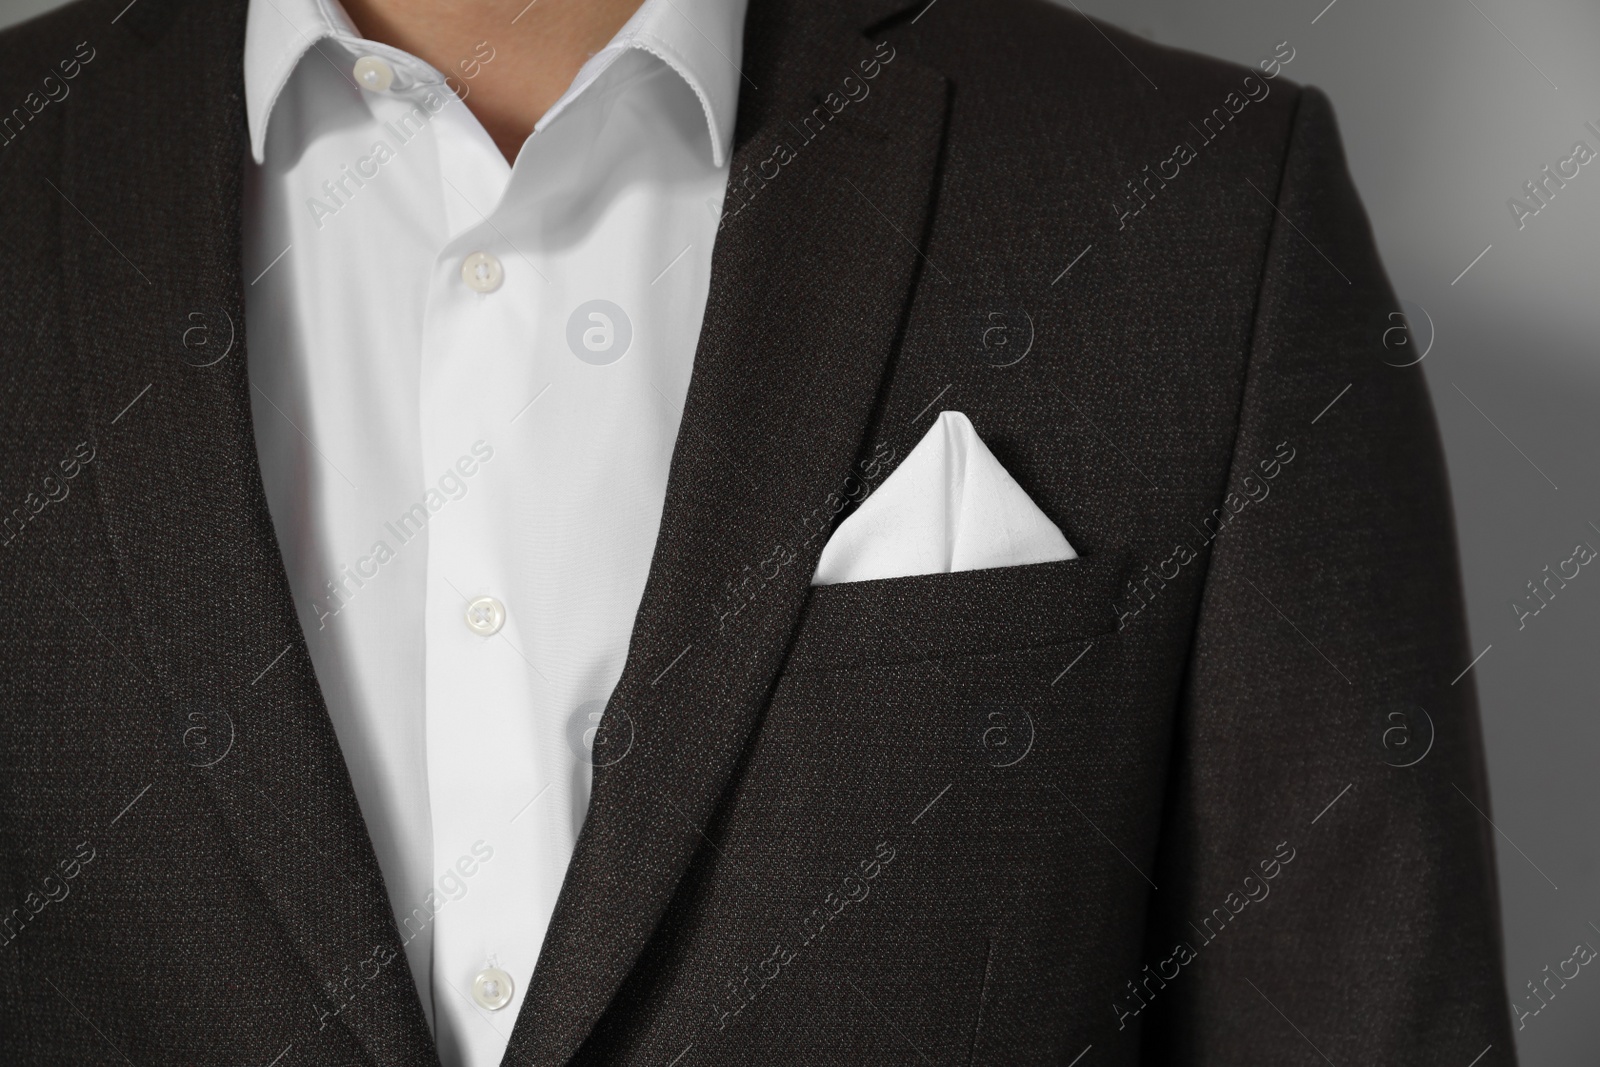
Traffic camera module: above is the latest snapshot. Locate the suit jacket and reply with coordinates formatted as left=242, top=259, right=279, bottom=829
left=0, top=0, right=1515, bottom=1063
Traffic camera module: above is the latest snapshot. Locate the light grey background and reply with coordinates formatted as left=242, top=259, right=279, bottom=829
left=1, top=0, right=61, bottom=29
left=3, top=0, right=1595, bottom=1061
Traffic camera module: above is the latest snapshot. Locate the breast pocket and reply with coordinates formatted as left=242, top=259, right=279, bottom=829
left=783, top=550, right=1134, bottom=673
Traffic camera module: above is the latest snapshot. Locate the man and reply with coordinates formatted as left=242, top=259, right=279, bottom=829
left=0, top=0, right=1514, bottom=1063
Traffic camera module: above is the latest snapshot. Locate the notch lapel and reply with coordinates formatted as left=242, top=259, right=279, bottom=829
left=504, top=6, right=950, bottom=1065
left=62, top=2, right=436, bottom=1064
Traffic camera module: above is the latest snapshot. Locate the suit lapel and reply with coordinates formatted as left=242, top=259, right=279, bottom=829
left=64, top=2, right=436, bottom=1064
left=503, top=5, right=949, bottom=1065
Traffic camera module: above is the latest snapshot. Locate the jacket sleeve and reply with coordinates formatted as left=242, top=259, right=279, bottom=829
left=1139, top=86, right=1516, bottom=1064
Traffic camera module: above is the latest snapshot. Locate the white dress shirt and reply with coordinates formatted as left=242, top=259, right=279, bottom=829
left=240, top=1, right=745, bottom=1063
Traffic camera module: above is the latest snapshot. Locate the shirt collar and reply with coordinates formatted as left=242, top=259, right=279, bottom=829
left=243, top=0, right=746, bottom=167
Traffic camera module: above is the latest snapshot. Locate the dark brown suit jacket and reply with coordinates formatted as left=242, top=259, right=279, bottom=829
left=0, top=0, right=1514, bottom=1063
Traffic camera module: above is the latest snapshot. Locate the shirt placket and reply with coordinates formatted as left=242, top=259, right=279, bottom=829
left=412, top=85, right=552, bottom=1061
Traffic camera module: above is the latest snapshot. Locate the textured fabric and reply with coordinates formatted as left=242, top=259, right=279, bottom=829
left=239, top=0, right=744, bottom=1057
left=812, top=410, right=1075, bottom=585
left=0, top=0, right=1513, bottom=1065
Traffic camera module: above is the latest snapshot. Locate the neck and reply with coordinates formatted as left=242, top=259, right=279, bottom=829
left=339, top=0, right=646, bottom=162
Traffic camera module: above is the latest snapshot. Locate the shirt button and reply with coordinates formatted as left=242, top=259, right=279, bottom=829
left=460, top=252, right=502, bottom=294
left=464, top=596, right=506, bottom=636
left=461, top=251, right=504, bottom=293
left=471, top=966, right=514, bottom=1010
left=352, top=55, right=396, bottom=92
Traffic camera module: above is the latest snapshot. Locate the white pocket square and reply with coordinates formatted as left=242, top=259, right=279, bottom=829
left=811, top=411, right=1076, bottom=586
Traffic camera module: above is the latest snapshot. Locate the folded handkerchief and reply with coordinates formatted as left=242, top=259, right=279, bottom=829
left=811, top=411, right=1076, bottom=586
